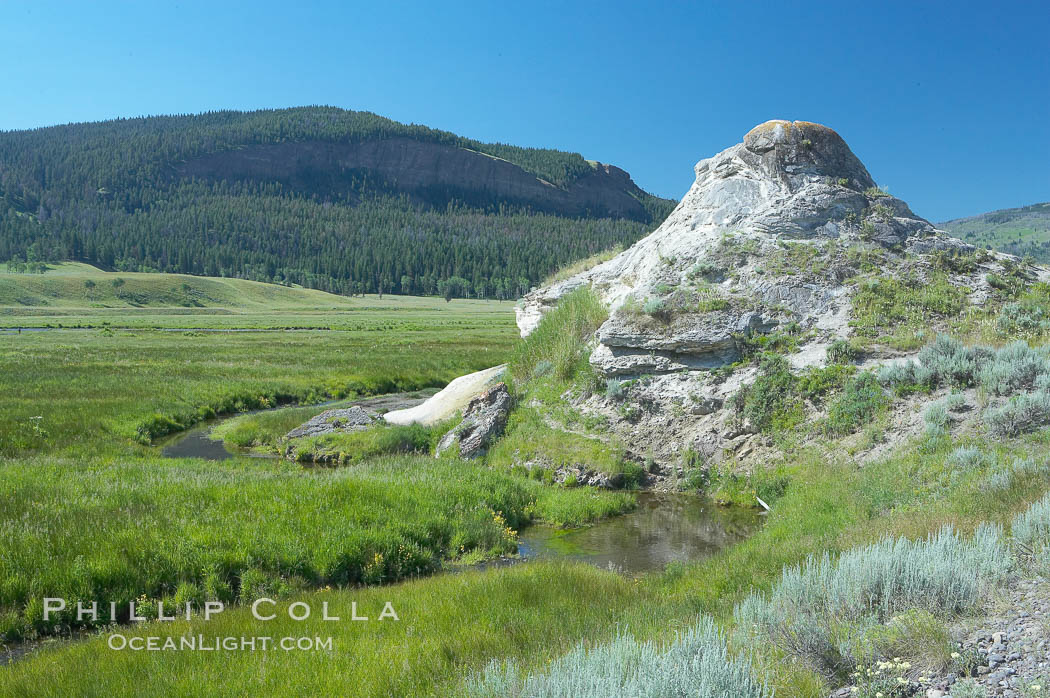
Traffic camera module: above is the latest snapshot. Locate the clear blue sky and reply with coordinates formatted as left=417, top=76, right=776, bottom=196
left=1, top=0, right=1046, bottom=221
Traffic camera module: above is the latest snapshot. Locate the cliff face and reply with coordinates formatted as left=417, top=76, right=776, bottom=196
left=176, top=137, right=658, bottom=221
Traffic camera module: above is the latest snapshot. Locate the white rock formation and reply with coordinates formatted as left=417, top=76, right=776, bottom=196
left=383, top=364, right=507, bottom=426
left=517, top=120, right=973, bottom=376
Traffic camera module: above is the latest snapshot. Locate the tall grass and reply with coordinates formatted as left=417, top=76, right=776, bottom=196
left=0, top=291, right=642, bottom=654
left=485, top=406, right=632, bottom=478
left=210, top=403, right=349, bottom=449
left=0, top=320, right=516, bottom=455
left=7, top=424, right=1050, bottom=695
left=470, top=457, right=1050, bottom=696
left=0, top=562, right=693, bottom=698
left=11, top=274, right=1050, bottom=696
left=0, top=455, right=633, bottom=642
left=986, top=456, right=1050, bottom=492
left=541, top=246, right=623, bottom=286
left=289, top=422, right=444, bottom=465
left=498, top=288, right=638, bottom=479
left=510, top=286, right=607, bottom=383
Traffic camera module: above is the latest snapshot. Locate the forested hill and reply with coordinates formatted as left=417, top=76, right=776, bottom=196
left=940, top=202, right=1050, bottom=264
left=0, top=106, right=675, bottom=298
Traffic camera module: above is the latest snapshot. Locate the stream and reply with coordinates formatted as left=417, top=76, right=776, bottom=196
left=158, top=390, right=437, bottom=460
left=158, top=396, right=762, bottom=575
left=517, top=492, right=760, bottom=575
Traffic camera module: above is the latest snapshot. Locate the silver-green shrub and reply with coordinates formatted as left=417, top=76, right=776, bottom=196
left=1037, top=373, right=1050, bottom=391
left=987, top=391, right=1050, bottom=437
left=879, top=335, right=1050, bottom=438
left=878, top=359, right=935, bottom=389
left=985, top=457, right=1047, bottom=491
left=919, top=335, right=994, bottom=388
left=985, top=469, right=1012, bottom=492
left=922, top=395, right=964, bottom=434
left=466, top=617, right=770, bottom=698
left=642, top=297, right=669, bottom=319
left=879, top=335, right=995, bottom=390
left=998, top=301, right=1050, bottom=335
left=877, top=361, right=909, bottom=386
left=689, top=261, right=722, bottom=279
left=924, top=401, right=951, bottom=438
left=1011, top=492, right=1050, bottom=577
left=946, top=446, right=987, bottom=470
left=733, top=525, right=1009, bottom=675
left=977, top=341, right=1050, bottom=396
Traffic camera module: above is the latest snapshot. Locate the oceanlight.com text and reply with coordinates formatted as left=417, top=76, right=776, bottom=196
left=107, top=634, right=334, bottom=652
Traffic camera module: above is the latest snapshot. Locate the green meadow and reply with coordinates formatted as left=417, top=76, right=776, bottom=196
left=0, top=324, right=510, bottom=451
left=0, top=264, right=515, bottom=452
left=6, top=415, right=1050, bottom=696
left=0, top=267, right=637, bottom=671
left=6, top=265, right=1050, bottom=696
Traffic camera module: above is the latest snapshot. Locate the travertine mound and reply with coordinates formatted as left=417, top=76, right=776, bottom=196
left=384, top=365, right=507, bottom=426
left=517, top=120, right=973, bottom=377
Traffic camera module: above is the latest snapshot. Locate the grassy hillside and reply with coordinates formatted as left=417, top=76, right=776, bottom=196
left=0, top=262, right=366, bottom=309
left=940, top=201, right=1050, bottom=261
left=0, top=263, right=518, bottom=329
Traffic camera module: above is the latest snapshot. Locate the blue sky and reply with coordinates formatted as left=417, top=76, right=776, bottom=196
left=1, top=0, right=1046, bottom=221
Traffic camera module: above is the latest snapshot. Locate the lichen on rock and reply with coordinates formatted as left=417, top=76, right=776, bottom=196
left=284, top=406, right=374, bottom=439
left=435, top=382, right=513, bottom=459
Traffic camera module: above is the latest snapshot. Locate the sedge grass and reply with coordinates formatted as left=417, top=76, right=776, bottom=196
left=0, top=454, right=633, bottom=642
left=0, top=321, right=514, bottom=454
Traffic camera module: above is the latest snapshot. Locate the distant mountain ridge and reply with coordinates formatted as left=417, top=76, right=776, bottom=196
left=0, top=106, right=675, bottom=297
left=940, top=202, right=1050, bottom=262
left=174, top=136, right=660, bottom=221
